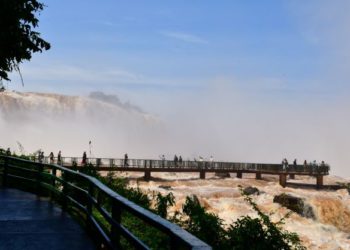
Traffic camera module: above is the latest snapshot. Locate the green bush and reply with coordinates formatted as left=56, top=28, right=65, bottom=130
left=225, top=189, right=306, bottom=250
left=95, top=174, right=306, bottom=250
left=180, top=195, right=226, bottom=249
left=154, top=192, right=175, bottom=218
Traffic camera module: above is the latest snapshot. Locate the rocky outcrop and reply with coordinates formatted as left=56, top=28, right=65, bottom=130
left=158, top=185, right=172, bottom=190
left=243, top=186, right=260, bottom=195
left=273, top=193, right=315, bottom=219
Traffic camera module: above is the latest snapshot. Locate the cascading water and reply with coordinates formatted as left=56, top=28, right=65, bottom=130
left=128, top=173, right=350, bottom=249
left=0, top=91, right=162, bottom=158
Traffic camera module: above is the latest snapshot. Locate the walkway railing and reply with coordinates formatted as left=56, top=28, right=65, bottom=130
left=36, top=156, right=330, bottom=175
left=0, top=156, right=211, bottom=250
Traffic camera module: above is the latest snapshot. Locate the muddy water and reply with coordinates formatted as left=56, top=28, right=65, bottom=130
left=121, top=173, right=350, bottom=249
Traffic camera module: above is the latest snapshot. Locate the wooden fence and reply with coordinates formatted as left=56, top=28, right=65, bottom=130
left=0, top=156, right=211, bottom=250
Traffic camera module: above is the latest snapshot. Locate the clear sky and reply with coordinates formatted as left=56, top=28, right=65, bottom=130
left=8, top=1, right=350, bottom=104
left=5, top=1, right=350, bottom=174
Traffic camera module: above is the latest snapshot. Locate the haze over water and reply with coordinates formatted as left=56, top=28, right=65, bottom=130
left=0, top=90, right=349, bottom=177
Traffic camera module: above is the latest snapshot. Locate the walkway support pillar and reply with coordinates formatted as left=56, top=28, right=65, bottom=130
left=256, top=173, right=262, bottom=180
left=144, top=170, right=151, bottom=181
left=289, top=174, right=295, bottom=179
left=316, top=175, right=323, bottom=189
left=237, top=171, right=242, bottom=179
left=279, top=174, right=287, bottom=188
left=200, top=171, right=206, bottom=179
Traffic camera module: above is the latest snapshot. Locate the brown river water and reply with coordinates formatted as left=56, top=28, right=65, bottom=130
left=116, top=172, right=350, bottom=249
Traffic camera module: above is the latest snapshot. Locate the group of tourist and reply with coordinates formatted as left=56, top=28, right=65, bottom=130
left=36, top=150, right=62, bottom=164
left=282, top=158, right=328, bottom=171
left=173, top=155, right=183, bottom=166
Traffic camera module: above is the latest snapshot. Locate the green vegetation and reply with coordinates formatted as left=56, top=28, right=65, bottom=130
left=225, top=189, right=305, bottom=250
left=0, top=152, right=306, bottom=249
left=179, top=195, right=226, bottom=249
left=93, top=168, right=306, bottom=249
left=0, top=0, right=50, bottom=81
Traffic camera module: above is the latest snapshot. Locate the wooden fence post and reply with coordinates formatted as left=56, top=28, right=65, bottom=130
left=37, top=163, right=43, bottom=195
left=170, top=237, right=180, bottom=250
left=62, top=171, right=68, bottom=210
left=51, top=167, right=57, bottom=200
left=3, top=157, right=8, bottom=187
left=86, top=183, right=94, bottom=230
left=111, top=199, right=121, bottom=249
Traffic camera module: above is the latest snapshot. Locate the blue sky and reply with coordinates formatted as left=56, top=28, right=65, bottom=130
left=7, top=1, right=350, bottom=110
left=4, top=1, right=350, bottom=174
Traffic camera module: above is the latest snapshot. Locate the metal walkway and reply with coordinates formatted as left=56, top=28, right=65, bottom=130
left=0, top=188, right=96, bottom=250
left=43, top=156, right=329, bottom=188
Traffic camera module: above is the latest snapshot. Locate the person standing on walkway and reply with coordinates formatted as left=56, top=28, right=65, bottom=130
left=160, top=154, right=165, bottom=167
left=82, top=151, right=87, bottom=165
left=285, top=159, right=289, bottom=171
left=209, top=156, right=214, bottom=168
left=174, top=155, right=178, bottom=167
left=49, top=152, right=54, bottom=164
left=281, top=158, right=288, bottom=171
left=39, top=151, right=44, bottom=163
left=57, top=151, right=62, bottom=165
left=124, top=153, right=129, bottom=167
left=178, top=155, right=183, bottom=168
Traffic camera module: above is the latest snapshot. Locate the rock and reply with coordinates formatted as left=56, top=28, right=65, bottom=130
left=243, top=186, right=260, bottom=196
left=158, top=185, right=172, bottom=190
left=273, top=193, right=315, bottom=219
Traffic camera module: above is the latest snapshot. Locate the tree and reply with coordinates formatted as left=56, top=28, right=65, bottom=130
left=0, top=0, right=50, bottom=81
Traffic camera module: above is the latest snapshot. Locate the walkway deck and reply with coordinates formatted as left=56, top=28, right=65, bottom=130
left=0, top=188, right=96, bottom=250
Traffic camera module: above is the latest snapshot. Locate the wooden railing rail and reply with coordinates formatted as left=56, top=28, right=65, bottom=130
left=0, top=156, right=211, bottom=250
